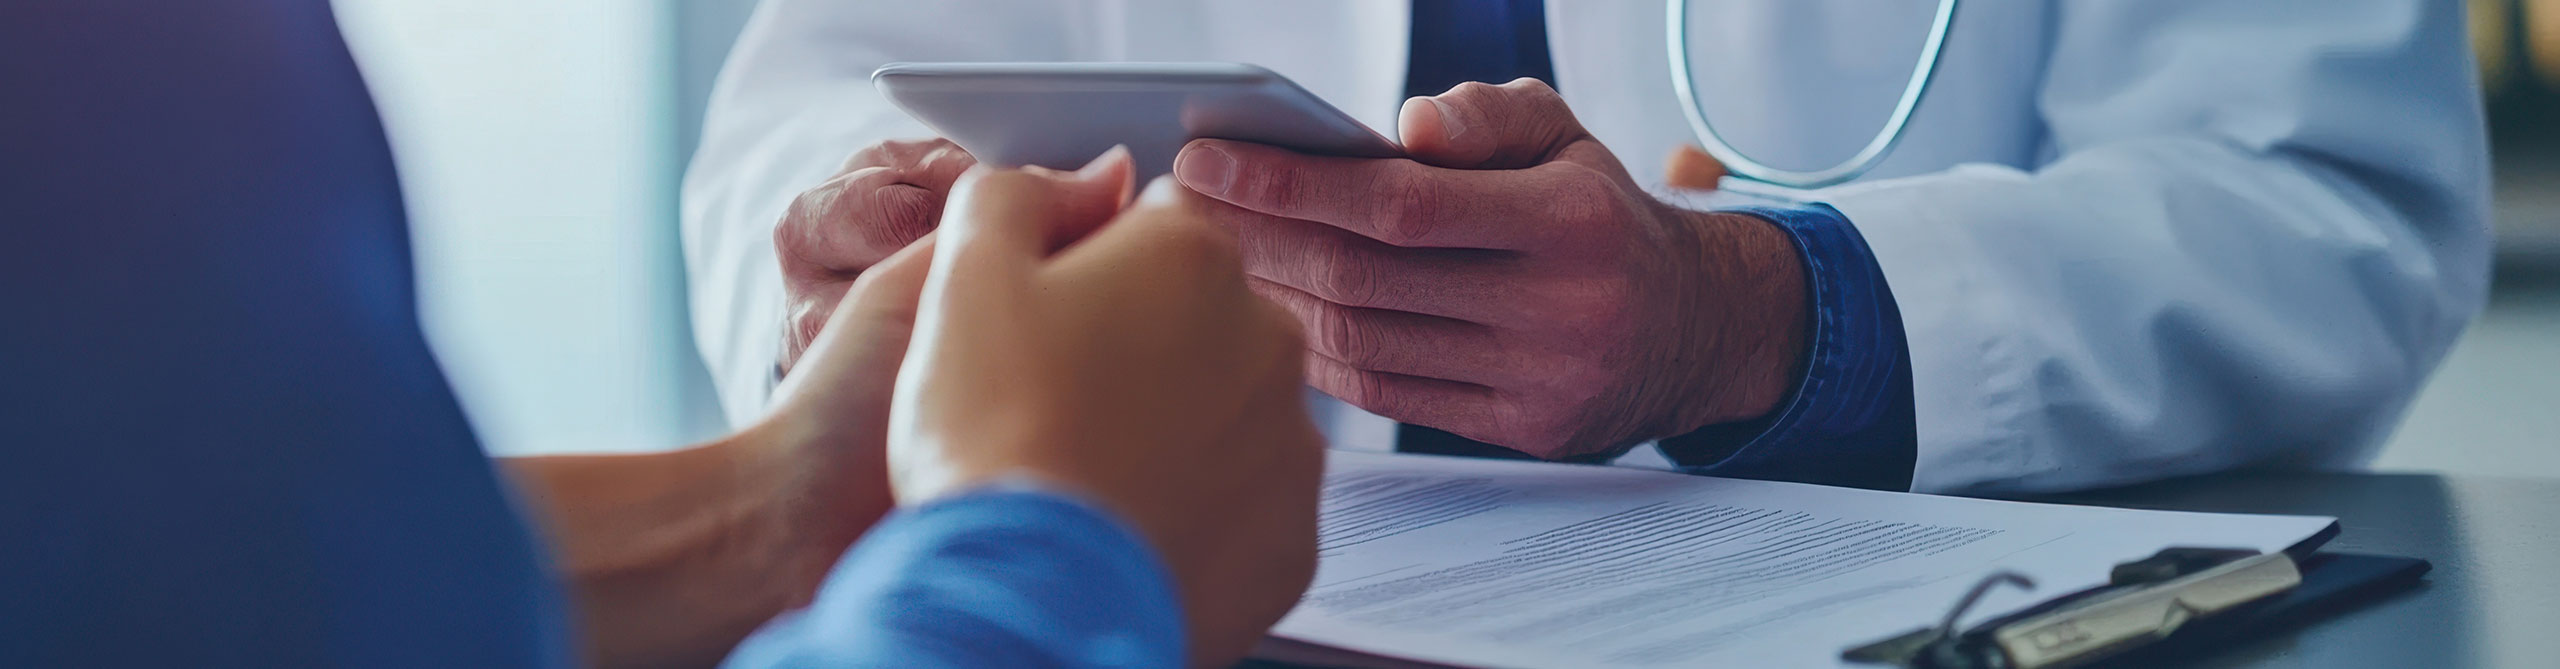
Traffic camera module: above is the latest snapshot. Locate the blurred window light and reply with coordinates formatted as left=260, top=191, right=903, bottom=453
left=333, top=0, right=720, bottom=455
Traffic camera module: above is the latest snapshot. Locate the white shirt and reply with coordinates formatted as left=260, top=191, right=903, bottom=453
left=682, top=0, right=2490, bottom=493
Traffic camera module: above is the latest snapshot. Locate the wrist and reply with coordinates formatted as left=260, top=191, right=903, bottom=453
left=499, top=434, right=879, bottom=668
left=1667, top=208, right=1810, bottom=434
left=730, top=414, right=895, bottom=570
left=885, top=403, right=1061, bottom=506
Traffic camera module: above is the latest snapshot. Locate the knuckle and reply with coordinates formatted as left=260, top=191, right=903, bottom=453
left=1495, top=79, right=1580, bottom=146
left=1374, top=171, right=1443, bottom=246
left=786, top=174, right=854, bottom=219
left=774, top=184, right=842, bottom=257
left=1502, top=77, right=1561, bottom=99
left=1549, top=165, right=1628, bottom=226
left=1309, top=357, right=1364, bottom=406
left=1327, top=365, right=1392, bottom=413
left=864, top=185, right=939, bottom=245
left=1309, top=237, right=1383, bottom=307
left=1445, top=80, right=1498, bottom=101
left=1354, top=371, right=1412, bottom=419
left=775, top=193, right=817, bottom=247
left=1325, top=312, right=1376, bottom=368
left=1241, top=159, right=1304, bottom=205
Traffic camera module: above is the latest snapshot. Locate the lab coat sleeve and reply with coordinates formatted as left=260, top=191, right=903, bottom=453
left=1816, top=0, right=2492, bottom=493
left=681, top=0, right=1094, bottom=426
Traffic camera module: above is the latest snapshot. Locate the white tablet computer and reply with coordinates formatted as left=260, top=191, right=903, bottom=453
left=872, top=62, right=1402, bottom=179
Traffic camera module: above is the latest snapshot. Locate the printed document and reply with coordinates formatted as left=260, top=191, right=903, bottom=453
left=1269, top=451, right=2336, bottom=668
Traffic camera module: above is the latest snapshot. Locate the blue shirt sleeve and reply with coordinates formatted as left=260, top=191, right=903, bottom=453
left=3, top=2, right=572, bottom=666
left=1658, top=204, right=1918, bottom=491
left=722, top=487, right=1186, bottom=669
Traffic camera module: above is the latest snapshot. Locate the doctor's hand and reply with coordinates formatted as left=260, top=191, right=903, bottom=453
left=774, top=138, right=977, bottom=377
left=1175, top=78, right=1809, bottom=459
left=890, top=164, right=1324, bottom=667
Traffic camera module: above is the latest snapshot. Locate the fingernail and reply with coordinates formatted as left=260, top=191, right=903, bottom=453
left=1175, top=144, right=1236, bottom=196
left=1080, top=144, right=1132, bottom=176
left=1428, top=98, right=1466, bottom=142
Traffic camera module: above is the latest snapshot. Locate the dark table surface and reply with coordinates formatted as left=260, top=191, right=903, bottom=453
left=2008, top=470, right=2560, bottom=668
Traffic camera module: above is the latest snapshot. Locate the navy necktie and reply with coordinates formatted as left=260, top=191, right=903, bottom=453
left=1395, top=0, right=1555, bottom=459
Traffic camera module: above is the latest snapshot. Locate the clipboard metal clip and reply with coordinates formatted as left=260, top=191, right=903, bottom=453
left=1843, top=547, right=2303, bottom=669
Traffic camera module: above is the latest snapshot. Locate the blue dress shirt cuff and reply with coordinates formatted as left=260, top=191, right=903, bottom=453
left=1658, top=203, right=1917, bottom=491
left=723, top=485, right=1184, bottom=668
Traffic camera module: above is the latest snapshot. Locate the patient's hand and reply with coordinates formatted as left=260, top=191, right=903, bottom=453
left=756, top=147, right=1139, bottom=574
left=505, top=231, right=949, bottom=668
left=890, top=163, right=1324, bottom=668
left=514, top=149, right=1169, bottom=668
left=774, top=138, right=976, bottom=377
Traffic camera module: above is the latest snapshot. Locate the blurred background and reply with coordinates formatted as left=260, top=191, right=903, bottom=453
left=335, top=0, right=2560, bottom=475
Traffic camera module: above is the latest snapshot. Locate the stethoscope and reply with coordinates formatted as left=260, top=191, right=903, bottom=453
left=1665, top=0, right=1961, bottom=189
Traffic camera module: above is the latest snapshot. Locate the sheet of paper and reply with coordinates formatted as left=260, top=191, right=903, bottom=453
left=1270, top=451, right=2337, bottom=668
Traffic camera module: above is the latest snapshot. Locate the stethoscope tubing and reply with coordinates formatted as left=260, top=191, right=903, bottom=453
left=1665, top=0, right=1960, bottom=189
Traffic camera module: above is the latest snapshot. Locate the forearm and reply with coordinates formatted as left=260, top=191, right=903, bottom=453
left=499, top=428, right=889, bottom=668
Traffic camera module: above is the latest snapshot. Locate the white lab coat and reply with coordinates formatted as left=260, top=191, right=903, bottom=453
left=682, top=0, right=2489, bottom=493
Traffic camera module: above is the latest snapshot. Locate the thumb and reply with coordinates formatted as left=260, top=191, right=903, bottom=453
left=1021, top=144, right=1137, bottom=251
left=1397, top=78, right=1590, bottom=169
left=931, top=146, right=1136, bottom=296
